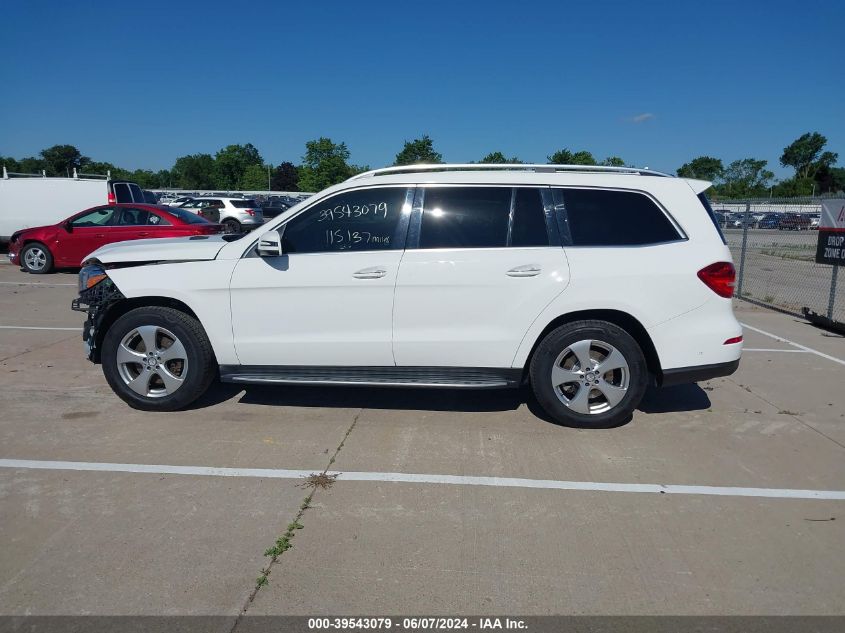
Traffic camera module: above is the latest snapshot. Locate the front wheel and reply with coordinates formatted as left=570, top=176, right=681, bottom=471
left=101, top=306, right=217, bottom=411
left=21, top=242, right=53, bottom=273
left=529, top=320, right=649, bottom=428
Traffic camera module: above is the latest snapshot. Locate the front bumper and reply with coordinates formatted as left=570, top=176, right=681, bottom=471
left=7, top=251, right=19, bottom=265
left=71, top=278, right=125, bottom=362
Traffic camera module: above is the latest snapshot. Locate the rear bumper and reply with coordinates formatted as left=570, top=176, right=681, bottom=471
left=659, top=359, right=740, bottom=387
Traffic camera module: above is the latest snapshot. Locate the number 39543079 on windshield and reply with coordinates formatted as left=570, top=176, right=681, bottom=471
left=318, top=202, right=389, bottom=222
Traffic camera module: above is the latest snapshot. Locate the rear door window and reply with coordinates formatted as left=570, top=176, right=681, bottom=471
left=558, top=188, right=682, bottom=246
left=418, top=187, right=511, bottom=249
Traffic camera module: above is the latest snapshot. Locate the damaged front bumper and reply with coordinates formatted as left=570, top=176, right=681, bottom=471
left=71, top=277, right=125, bottom=362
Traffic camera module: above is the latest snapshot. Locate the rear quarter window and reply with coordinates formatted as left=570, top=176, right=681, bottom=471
left=559, top=188, right=682, bottom=246
left=231, top=199, right=259, bottom=208
left=697, top=192, right=727, bottom=244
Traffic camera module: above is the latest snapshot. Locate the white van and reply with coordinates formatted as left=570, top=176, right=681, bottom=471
left=0, top=168, right=144, bottom=242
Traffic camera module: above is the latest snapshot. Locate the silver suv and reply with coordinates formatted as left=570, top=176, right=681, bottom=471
left=180, top=197, right=263, bottom=233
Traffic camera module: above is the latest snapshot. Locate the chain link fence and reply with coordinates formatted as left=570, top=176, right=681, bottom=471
left=712, top=197, right=842, bottom=325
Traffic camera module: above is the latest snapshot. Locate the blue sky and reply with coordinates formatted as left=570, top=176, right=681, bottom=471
left=1, top=0, right=842, bottom=178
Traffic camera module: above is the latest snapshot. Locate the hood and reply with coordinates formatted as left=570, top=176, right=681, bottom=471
left=86, top=235, right=230, bottom=264
left=11, top=223, right=58, bottom=240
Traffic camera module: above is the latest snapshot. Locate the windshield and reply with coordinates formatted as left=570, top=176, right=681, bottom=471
left=163, top=206, right=212, bottom=224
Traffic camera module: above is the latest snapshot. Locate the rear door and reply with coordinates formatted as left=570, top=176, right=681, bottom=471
left=392, top=186, right=570, bottom=368
left=112, top=207, right=175, bottom=240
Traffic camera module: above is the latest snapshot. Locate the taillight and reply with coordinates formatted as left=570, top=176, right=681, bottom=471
left=243, top=209, right=256, bottom=216
left=697, top=262, right=736, bottom=298
left=108, top=191, right=116, bottom=205
left=723, top=336, right=743, bottom=345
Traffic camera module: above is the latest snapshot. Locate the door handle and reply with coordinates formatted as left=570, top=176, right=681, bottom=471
left=95, top=233, right=105, bottom=238
left=137, top=232, right=150, bottom=237
left=506, top=264, right=541, bottom=277
left=353, top=267, right=387, bottom=279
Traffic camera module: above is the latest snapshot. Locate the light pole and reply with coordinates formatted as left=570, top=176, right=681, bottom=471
left=267, top=164, right=271, bottom=192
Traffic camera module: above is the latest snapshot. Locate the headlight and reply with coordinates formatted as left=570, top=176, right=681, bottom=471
left=79, top=262, right=108, bottom=292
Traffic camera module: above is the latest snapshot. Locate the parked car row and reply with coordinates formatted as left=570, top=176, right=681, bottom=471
left=713, top=210, right=819, bottom=230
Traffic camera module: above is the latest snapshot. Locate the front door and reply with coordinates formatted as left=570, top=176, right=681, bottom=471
left=229, top=186, right=413, bottom=366
left=392, top=186, right=570, bottom=368
left=54, top=206, right=120, bottom=266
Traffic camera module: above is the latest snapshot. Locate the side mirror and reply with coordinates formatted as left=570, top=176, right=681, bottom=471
left=64, top=220, right=73, bottom=233
left=256, top=228, right=284, bottom=257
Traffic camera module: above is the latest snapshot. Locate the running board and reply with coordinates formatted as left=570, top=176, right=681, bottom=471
left=218, top=365, right=522, bottom=389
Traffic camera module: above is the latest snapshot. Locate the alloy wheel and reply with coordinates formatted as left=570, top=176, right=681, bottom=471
left=116, top=325, right=189, bottom=398
left=551, top=339, right=630, bottom=414
left=24, top=247, right=47, bottom=272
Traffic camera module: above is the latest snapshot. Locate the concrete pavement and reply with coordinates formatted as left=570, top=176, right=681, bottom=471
left=0, top=262, right=843, bottom=616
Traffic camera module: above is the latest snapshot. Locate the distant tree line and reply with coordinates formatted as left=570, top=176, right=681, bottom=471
left=2, top=131, right=841, bottom=197
left=677, top=132, right=843, bottom=198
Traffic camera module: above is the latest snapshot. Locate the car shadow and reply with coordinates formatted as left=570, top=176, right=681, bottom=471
left=189, top=380, right=711, bottom=428
left=638, top=383, right=712, bottom=413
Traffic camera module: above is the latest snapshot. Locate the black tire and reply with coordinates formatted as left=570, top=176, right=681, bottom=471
left=20, top=242, right=53, bottom=274
left=101, top=306, right=217, bottom=411
left=529, top=320, right=649, bottom=429
left=222, top=219, right=241, bottom=234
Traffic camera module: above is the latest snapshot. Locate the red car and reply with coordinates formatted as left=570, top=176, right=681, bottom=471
left=8, top=204, right=224, bottom=273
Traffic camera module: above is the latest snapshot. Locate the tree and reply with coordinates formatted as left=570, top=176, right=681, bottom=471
left=241, top=164, right=270, bottom=190
left=479, top=151, right=522, bottom=164
left=80, top=161, right=118, bottom=176
left=172, top=153, right=216, bottom=189
left=0, top=156, right=20, bottom=173
left=214, top=143, right=263, bottom=189
left=771, top=177, right=814, bottom=197
left=18, top=156, right=47, bottom=174
left=718, top=158, right=774, bottom=197
left=814, top=165, right=845, bottom=194
left=298, top=137, right=353, bottom=192
left=600, top=156, right=626, bottom=167
left=394, top=135, right=443, bottom=166
left=40, top=144, right=89, bottom=176
left=677, top=156, right=724, bottom=181
left=780, top=132, right=838, bottom=180
left=270, top=161, right=299, bottom=191
left=547, top=149, right=596, bottom=165
left=127, top=169, right=159, bottom=188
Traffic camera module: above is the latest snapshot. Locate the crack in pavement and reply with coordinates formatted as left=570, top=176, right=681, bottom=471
left=229, top=407, right=364, bottom=630
left=0, top=333, right=80, bottom=364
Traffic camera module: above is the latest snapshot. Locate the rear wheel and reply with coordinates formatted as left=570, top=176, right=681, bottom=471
left=222, top=219, right=241, bottom=234
left=101, top=307, right=217, bottom=411
left=529, top=320, right=649, bottom=428
left=21, top=242, right=53, bottom=274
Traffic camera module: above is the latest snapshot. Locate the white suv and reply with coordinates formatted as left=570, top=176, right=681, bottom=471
left=178, top=197, right=264, bottom=233
left=72, top=164, right=742, bottom=428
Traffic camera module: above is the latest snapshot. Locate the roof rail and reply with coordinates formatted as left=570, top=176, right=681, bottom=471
left=348, top=163, right=673, bottom=181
